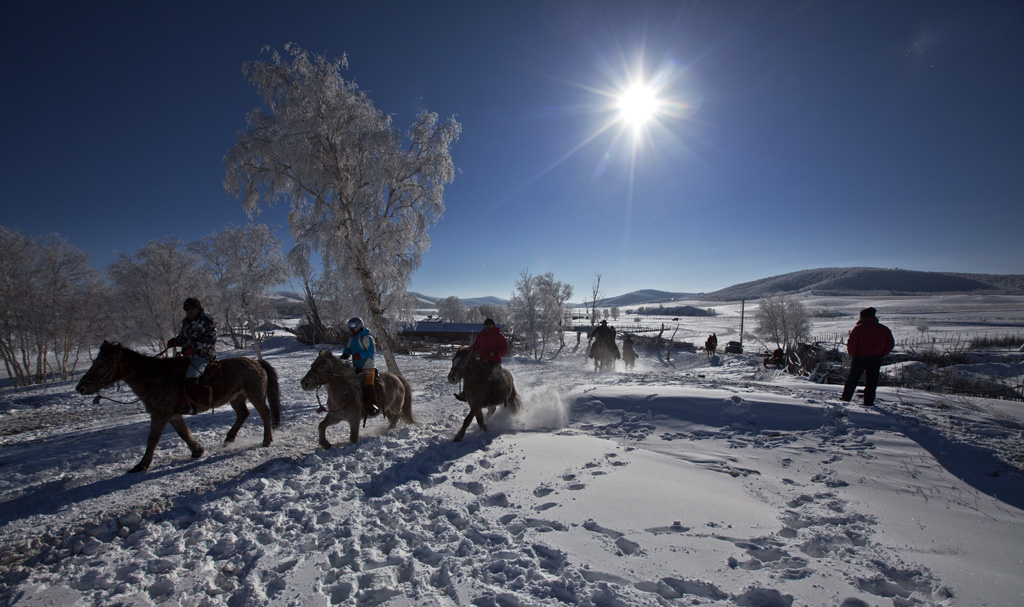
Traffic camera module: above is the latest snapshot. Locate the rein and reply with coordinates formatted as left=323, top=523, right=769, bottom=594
left=87, top=344, right=172, bottom=405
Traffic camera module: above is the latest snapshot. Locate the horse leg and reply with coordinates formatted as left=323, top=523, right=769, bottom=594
left=348, top=415, right=360, bottom=443
left=246, top=389, right=275, bottom=448
left=168, top=415, right=204, bottom=459
left=475, top=406, right=487, bottom=432
left=453, top=408, right=476, bottom=442
left=318, top=411, right=343, bottom=450
left=484, top=405, right=497, bottom=421
left=224, top=396, right=249, bottom=442
left=130, top=416, right=171, bottom=473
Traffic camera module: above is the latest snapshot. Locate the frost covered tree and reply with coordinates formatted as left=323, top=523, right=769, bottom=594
left=508, top=270, right=573, bottom=360
left=190, top=224, right=288, bottom=360
left=536, top=272, right=573, bottom=353
left=437, top=296, right=467, bottom=323
left=287, top=244, right=331, bottom=344
left=587, top=273, right=604, bottom=326
left=224, top=43, right=461, bottom=374
left=107, top=238, right=212, bottom=351
left=0, top=228, right=101, bottom=385
left=471, top=303, right=506, bottom=325
left=754, top=294, right=811, bottom=353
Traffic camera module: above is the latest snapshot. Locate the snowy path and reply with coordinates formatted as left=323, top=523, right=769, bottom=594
left=2, top=341, right=1023, bottom=606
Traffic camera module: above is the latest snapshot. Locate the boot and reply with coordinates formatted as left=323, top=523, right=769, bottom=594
left=183, top=378, right=210, bottom=415
left=362, top=384, right=379, bottom=417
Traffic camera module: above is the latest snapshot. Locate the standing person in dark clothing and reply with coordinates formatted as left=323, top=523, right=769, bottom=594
left=166, top=297, right=217, bottom=414
left=841, top=307, right=895, bottom=407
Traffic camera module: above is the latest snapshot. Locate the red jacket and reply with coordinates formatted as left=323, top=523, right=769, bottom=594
left=847, top=317, right=895, bottom=358
left=471, top=326, right=508, bottom=362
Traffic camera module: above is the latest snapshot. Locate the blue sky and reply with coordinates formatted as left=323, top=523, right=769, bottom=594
left=2, top=1, right=1022, bottom=300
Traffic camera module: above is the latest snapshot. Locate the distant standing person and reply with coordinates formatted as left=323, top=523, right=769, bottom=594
left=841, top=307, right=895, bottom=407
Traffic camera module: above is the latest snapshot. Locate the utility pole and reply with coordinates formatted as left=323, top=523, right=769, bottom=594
left=739, top=299, right=745, bottom=348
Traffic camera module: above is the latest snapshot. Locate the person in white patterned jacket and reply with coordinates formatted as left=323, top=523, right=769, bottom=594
left=166, top=297, right=217, bottom=414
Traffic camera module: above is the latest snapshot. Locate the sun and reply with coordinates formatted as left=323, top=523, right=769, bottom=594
left=616, top=82, right=660, bottom=130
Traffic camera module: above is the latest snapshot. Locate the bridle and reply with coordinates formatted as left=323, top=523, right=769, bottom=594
left=88, top=346, right=127, bottom=391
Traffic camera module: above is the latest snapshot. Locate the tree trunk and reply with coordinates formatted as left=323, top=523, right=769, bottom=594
left=354, top=262, right=402, bottom=375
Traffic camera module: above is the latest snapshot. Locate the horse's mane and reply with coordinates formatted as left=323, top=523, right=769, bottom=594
left=318, top=351, right=362, bottom=392
left=101, top=341, right=184, bottom=367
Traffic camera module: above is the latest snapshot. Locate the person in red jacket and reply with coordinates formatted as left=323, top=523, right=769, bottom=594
left=455, top=318, right=508, bottom=402
left=841, top=307, right=895, bottom=407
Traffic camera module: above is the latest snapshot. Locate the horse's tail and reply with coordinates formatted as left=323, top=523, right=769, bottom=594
left=506, top=380, right=522, bottom=414
left=259, top=359, right=283, bottom=428
left=399, top=375, right=415, bottom=424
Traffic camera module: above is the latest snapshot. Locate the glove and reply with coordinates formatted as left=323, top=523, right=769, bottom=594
left=489, top=351, right=496, bottom=358
left=182, top=347, right=196, bottom=357
left=166, top=338, right=178, bottom=349
left=340, top=353, right=350, bottom=360
left=353, top=353, right=361, bottom=360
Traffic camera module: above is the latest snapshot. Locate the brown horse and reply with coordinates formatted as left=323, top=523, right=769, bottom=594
left=589, top=339, right=619, bottom=373
left=705, top=336, right=718, bottom=359
left=623, top=344, right=637, bottom=370
left=75, top=340, right=282, bottom=473
left=299, top=350, right=414, bottom=449
left=446, top=347, right=521, bottom=441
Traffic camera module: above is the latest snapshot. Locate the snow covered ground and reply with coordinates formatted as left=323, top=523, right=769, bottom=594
left=2, top=296, right=1024, bottom=606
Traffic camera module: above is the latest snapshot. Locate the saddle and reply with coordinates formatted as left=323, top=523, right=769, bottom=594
left=199, top=360, right=222, bottom=385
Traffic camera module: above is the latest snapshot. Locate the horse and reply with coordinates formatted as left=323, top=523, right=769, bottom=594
left=446, top=347, right=521, bottom=441
left=589, top=339, right=619, bottom=373
left=299, top=350, right=414, bottom=450
left=704, top=338, right=717, bottom=359
left=75, top=340, right=282, bottom=473
left=622, top=344, right=637, bottom=370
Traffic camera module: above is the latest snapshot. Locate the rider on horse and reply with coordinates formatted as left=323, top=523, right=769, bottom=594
left=166, top=297, right=217, bottom=415
left=589, top=319, right=620, bottom=363
left=340, top=317, right=379, bottom=417
left=455, top=318, right=508, bottom=402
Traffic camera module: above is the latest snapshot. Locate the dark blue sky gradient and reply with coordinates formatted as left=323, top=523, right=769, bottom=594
left=2, top=1, right=1022, bottom=299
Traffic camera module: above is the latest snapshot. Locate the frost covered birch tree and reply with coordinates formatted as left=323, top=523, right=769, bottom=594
left=754, top=294, right=811, bottom=353
left=107, top=238, right=211, bottom=351
left=223, top=44, right=461, bottom=374
left=437, top=296, right=468, bottom=323
left=190, top=224, right=288, bottom=360
left=0, top=228, right=101, bottom=385
left=508, top=270, right=573, bottom=360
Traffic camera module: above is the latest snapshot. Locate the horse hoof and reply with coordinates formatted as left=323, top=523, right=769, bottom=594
left=262, top=440, right=273, bottom=448
left=191, top=450, right=204, bottom=459
left=128, top=464, right=148, bottom=473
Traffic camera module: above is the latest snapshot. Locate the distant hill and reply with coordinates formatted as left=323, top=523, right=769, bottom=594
left=699, top=268, right=1024, bottom=301
left=408, top=292, right=508, bottom=308
left=585, top=289, right=697, bottom=308
left=275, top=269, right=1024, bottom=317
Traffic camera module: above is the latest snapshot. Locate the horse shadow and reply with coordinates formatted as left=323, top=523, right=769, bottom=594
left=357, top=433, right=497, bottom=499
left=0, top=409, right=273, bottom=529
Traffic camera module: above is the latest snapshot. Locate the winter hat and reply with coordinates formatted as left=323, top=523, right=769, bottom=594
left=483, top=318, right=495, bottom=326
left=860, top=307, right=877, bottom=319
left=183, top=297, right=203, bottom=311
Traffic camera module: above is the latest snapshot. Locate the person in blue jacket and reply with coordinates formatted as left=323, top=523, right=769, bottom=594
left=340, top=317, right=379, bottom=416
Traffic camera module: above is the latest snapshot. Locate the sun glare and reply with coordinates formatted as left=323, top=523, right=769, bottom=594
left=617, top=83, right=660, bottom=129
